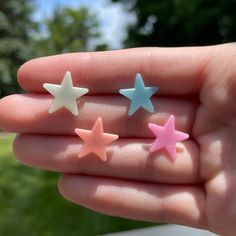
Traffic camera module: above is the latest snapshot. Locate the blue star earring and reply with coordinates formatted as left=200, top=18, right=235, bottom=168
left=119, top=73, right=159, bottom=116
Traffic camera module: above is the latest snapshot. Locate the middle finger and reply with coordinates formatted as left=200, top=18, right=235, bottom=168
left=0, top=94, right=196, bottom=137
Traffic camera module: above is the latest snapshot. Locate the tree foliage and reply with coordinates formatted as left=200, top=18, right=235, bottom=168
left=37, top=7, right=103, bottom=55
left=113, top=0, right=236, bottom=47
left=0, top=2, right=105, bottom=96
left=0, top=0, right=37, bottom=96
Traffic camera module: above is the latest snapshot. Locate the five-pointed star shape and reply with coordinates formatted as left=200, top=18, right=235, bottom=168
left=43, top=71, right=89, bottom=116
left=74, top=117, right=119, bottom=161
left=119, top=73, right=159, bottom=116
left=148, top=115, right=189, bottom=160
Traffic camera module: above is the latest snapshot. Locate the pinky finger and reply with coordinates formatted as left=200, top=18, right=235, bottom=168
left=58, top=174, right=207, bottom=229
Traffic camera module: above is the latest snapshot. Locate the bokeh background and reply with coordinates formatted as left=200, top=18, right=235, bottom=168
left=0, top=0, right=236, bottom=235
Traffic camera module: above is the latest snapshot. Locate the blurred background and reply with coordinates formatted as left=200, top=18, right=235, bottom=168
left=0, top=0, right=236, bottom=235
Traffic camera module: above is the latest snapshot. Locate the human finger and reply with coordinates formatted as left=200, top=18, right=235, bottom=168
left=58, top=175, right=206, bottom=228
left=0, top=94, right=196, bottom=137
left=14, top=134, right=200, bottom=184
left=18, top=47, right=213, bottom=95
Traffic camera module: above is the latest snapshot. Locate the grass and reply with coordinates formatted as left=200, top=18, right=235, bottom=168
left=0, top=134, right=155, bottom=236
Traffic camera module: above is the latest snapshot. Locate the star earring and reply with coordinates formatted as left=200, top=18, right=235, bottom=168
left=148, top=115, right=189, bottom=160
left=75, top=117, right=119, bottom=161
left=119, top=73, right=159, bottom=116
left=43, top=71, right=89, bottom=116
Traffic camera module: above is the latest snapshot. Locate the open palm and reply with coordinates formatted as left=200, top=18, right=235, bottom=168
left=0, top=43, right=236, bottom=236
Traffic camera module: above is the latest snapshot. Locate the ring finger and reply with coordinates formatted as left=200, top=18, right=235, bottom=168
left=14, top=134, right=200, bottom=184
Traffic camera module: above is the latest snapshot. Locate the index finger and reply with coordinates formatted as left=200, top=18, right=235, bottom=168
left=18, top=47, right=212, bottom=95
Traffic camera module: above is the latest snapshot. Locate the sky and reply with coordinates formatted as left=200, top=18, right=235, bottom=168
left=33, top=0, right=136, bottom=49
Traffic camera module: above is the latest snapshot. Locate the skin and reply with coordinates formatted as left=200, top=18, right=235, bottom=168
left=0, top=43, right=236, bottom=235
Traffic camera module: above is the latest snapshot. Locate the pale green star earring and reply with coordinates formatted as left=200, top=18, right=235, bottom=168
left=43, top=71, right=89, bottom=116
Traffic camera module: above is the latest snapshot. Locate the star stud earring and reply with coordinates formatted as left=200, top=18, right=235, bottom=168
left=43, top=71, right=89, bottom=116
left=119, top=73, right=159, bottom=116
left=74, top=117, right=119, bottom=161
left=148, top=115, right=189, bottom=160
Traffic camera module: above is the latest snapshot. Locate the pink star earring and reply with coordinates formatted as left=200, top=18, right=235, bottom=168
left=148, top=115, right=189, bottom=160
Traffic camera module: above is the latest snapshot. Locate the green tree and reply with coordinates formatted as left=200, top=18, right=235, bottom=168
left=0, top=0, right=38, bottom=97
left=38, top=7, right=103, bottom=55
left=113, top=0, right=236, bottom=47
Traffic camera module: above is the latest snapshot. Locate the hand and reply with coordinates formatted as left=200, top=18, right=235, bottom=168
left=0, top=44, right=236, bottom=236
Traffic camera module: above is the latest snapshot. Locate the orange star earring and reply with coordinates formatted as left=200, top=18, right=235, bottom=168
left=74, top=117, right=119, bottom=161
